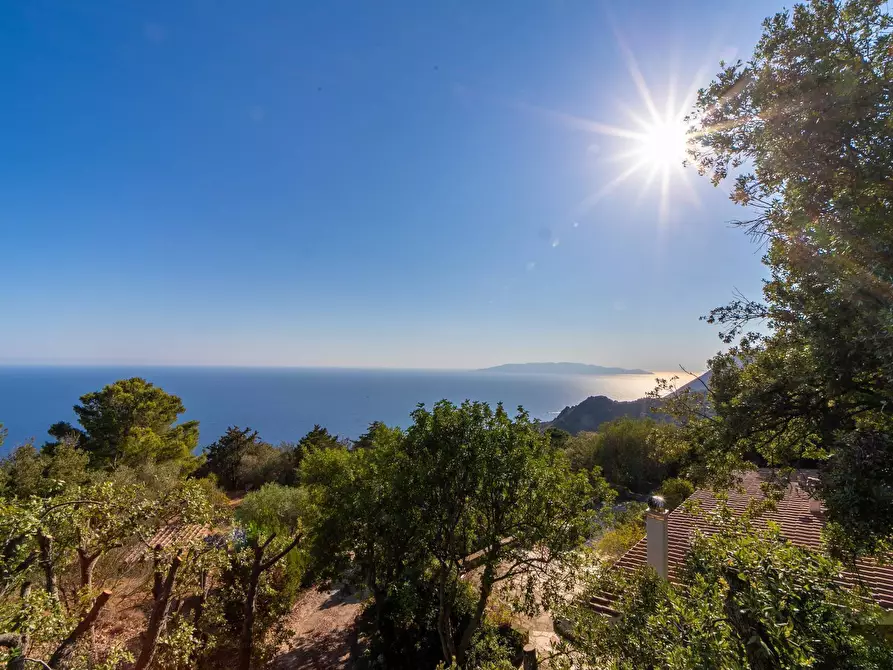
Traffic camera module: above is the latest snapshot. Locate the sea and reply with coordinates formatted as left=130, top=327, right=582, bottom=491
left=0, top=366, right=669, bottom=451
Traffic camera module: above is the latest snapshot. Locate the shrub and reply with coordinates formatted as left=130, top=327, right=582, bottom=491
left=658, top=477, right=694, bottom=510
left=595, top=504, right=647, bottom=560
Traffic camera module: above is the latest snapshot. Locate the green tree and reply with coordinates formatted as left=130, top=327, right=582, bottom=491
left=296, top=424, right=342, bottom=453
left=301, top=423, right=421, bottom=647
left=545, top=427, right=572, bottom=450
left=402, top=401, right=605, bottom=666
left=43, top=421, right=85, bottom=454
left=563, top=432, right=601, bottom=473
left=0, top=445, right=44, bottom=499
left=203, top=426, right=267, bottom=490
left=132, top=478, right=228, bottom=670
left=592, top=418, right=671, bottom=495
left=660, top=0, right=893, bottom=557
left=66, top=378, right=199, bottom=468
left=304, top=406, right=606, bottom=668
left=63, top=481, right=157, bottom=592
left=281, top=424, right=344, bottom=478
left=0, top=441, right=91, bottom=500
left=352, top=420, right=399, bottom=450
left=233, top=484, right=308, bottom=670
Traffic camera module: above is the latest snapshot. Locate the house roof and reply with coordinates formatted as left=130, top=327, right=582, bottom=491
left=123, top=523, right=212, bottom=563
left=601, top=470, right=893, bottom=613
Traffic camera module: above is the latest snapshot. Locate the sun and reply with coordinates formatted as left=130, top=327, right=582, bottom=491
left=634, top=117, right=689, bottom=169
left=529, top=44, right=702, bottom=224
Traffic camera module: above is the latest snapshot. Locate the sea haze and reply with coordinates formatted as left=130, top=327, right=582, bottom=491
left=0, top=366, right=668, bottom=450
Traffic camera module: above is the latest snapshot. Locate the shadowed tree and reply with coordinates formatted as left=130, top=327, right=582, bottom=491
left=656, top=0, right=893, bottom=558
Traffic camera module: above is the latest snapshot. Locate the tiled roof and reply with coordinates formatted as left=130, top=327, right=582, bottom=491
left=608, top=470, right=893, bottom=612
left=123, top=523, right=212, bottom=563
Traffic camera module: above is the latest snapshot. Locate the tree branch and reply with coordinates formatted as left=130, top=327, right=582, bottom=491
left=47, top=590, right=113, bottom=668
left=261, top=533, right=303, bottom=572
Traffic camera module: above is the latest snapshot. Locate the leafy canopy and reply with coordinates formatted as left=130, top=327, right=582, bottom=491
left=661, top=0, right=893, bottom=557
left=305, top=402, right=607, bottom=667
left=60, top=377, right=199, bottom=468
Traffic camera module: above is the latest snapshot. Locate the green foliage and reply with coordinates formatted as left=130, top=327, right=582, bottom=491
left=43, top=420, right=86, bottom=453
left=64, top=377, right=199, bottom=468
left=0, top=441, right=92, bottom=499
left=357, top=576, right=521, bottom=670
left=564, top=432, right=600, bottom=473
left=658, top=477, right=694, bottom=510
left=236, top=440, right=287, bottom=490
left=236, top=483, right=309, bottom=537
left=557, top=519, right=893, bottom=669
left=545, top=427, right=571, bottom=450
left=0, top=498, right=42, bottom=594
left=0, top=444, right=44, bottom=498
left=203, top=424, right=344, bottom=491
left=567, top=417, right=682, bottom=495
left=671, top=0, right=893, bottom=557
left=277, top=424, right=346, bottom=485
left=306, top=401, right=607, bottom=667
left=200, top=538, right=299, bottom=668
left=297, top=423, right=343, bottom=454
left=0, top=587, right=70, bottom=657
left=594, top=506, right=646, bottom=561
left=105, top=457, right=186, bottom=497
left=203, top=426, right=279, bottom=490
left=156, top=614, right=200, bottom=670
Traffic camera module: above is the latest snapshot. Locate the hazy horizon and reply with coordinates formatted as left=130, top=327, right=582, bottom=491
left=0, top=360, right=697, bottom=376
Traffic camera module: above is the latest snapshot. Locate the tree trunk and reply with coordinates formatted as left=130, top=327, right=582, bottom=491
left=36, top=532, right=56, bottom=597
left=1, top=631, right=24, bottom=670
left=436, top=564, right=457, bottom=664
left=77, top=549, right=100, bottom=592
left=522, top=643, right=538, bottom=670
left=455, top=565, right=495, bottom=665
left=152, top=545, right=164, bottom=602
left=47, top=590, right=112, bottom=669
left=134, top=554, right=181, bottom=670
left=237, top=534, right=301, bottom=670
left=193, top=569, right=208, bottom=626
left=5, top=584, right=34, bottom=670
left=238, top=544, right=265, bottom=670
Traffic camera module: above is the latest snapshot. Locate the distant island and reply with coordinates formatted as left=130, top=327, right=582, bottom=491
left=479, top=362, right=651, bottom=375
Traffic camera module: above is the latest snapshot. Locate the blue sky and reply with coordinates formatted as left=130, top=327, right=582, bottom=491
left=1, top=0, right=781, bottom=371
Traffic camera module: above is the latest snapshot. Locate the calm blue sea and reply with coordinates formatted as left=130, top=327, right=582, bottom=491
left=0, top=367, right=664, bottom=451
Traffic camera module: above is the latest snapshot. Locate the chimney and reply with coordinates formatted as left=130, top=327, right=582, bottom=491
left=805, top=477, right=823, bottom=515
left=646, top=496, right=668, bottom=579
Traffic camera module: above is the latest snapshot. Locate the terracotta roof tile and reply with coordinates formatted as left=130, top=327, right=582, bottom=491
left=608, top=470, right=893, bottom=612
left=123, top=523, right=211, bottom=563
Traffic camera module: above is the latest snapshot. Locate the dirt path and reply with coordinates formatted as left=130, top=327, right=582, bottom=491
left=273, top=584, right=363, bottom=669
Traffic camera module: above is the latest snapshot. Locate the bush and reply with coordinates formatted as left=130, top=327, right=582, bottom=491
left=235, top=442, right=290, bottom=490
left=0, top=440, right=92, bottom=499
left=595, top=503, right=647, bottom=560
left=236, top=483, right=309, bottom=535
left=564, top=432, right=600, bottom=473
left=658, top=477, right=694, bottom=510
